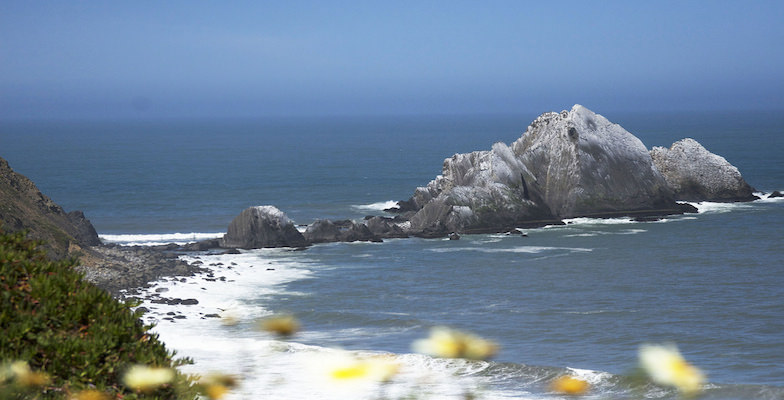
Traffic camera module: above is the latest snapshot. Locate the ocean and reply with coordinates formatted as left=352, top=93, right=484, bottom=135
left=1, top=109, right=782, bottom=399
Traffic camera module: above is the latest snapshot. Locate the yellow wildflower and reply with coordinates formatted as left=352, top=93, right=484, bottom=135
left=258, top=314, right=300, bottom=337
left=550, top=375, right=590, bottom=396
left=1, top=361, right=49, bottom=387
left=310, top=351, right=400, bottom=393
left=71, top=389, right=109, bottom=400
left=122, top=365, right=175, bottom=392
left=638, top=343, right=705, bottom=395
left=329, top=354, right=399, bottom=384
left=412, top=326, right=498, bottom=360
left=199, top=372, right=239, bottom=400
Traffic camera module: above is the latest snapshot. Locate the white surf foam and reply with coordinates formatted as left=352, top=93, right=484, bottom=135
left=559, top=217, right=635, bottom=226
left=351, top=200, right=399, bottom=212
left=134, top=248, right=544, bottom=399
left=429, top=246, right=592, bottom=254
left=100, top=232, right=223, bottom=246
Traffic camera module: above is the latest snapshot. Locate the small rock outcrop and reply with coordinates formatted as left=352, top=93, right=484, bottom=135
left=304, top=219, right=381, bottom=243
left=0, top=156, right=100, bottom=258
left=219, top=206, right=308, bottom=249
left=650, top=139, right=758, bottom=202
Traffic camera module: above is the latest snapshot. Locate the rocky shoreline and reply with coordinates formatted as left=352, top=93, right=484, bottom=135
left=74, top=244, right=208, bottom=297
left=1, top=105, right=773, bottom=300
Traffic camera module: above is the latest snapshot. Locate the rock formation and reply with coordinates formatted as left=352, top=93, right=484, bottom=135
left=650, top=138, right=758, bottom=202
left=513, top=105, right=678, bottom=217
left=0, top=156, right=100, bottom=258
left=304, top=219, right=381, bottom=243
left=399, top=105, right=685, bottom=237
left=219, top=206, right=308, bottom=249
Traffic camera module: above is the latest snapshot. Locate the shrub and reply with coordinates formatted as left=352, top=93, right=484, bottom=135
left=0, top=229, right=197, bottom=399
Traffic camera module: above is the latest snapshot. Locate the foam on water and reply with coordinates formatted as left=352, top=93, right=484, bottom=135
left=100, top=232, right=223, bottom=246
left=351, top=200, right=399, bottom=212
left=429, top=246, right=593, bottom=254
left=559, top=217, right=635, bottom=225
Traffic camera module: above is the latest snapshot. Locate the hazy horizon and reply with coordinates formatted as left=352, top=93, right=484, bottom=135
left=2, top=1, right=783, bottom=120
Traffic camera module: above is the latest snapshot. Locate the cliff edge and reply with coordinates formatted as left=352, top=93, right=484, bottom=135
left=0, top=157, right=100, bottom=259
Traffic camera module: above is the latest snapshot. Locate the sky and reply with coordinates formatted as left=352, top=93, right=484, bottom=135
left=1, top=1, right=783, bottom=119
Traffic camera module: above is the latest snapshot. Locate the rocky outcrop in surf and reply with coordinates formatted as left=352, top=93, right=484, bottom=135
left=219, top=206, right=309, bottom=249
left=213, top=105, right=759, bottom=247
left=650, top=138, right=758, bottom=202
left=398, top=105, right=685, bottom=237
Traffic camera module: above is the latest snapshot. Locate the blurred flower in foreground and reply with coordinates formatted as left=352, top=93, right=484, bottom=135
left=122, top=365, right=175, bottom=393
left=71, top=389, right=109, bottom=400
left=412, top=326, right=498, bottom=360
left=310, top=351, right=400, bottom=393
left=638, top=343, right=705, bottom=395
left=550, top=375, right=590, bottom=396
left=198, top=372, right=240, bottom=400
left=258, top=314, right=300, bottom=337
left=0, top=361, right=50, bottom=387
left=219, top=309, right=240, bottom=326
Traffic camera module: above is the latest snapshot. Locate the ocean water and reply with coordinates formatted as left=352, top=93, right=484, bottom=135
left=1, top=110, right=783, bottom=399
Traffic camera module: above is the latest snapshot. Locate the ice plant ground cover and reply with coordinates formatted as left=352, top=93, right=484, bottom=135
left=0, top=229, right=198, bottom=399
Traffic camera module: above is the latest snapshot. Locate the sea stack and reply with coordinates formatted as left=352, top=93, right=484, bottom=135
left=401, top=105, right=684, bottom=236
left=220, top=206, right=309, bottom=249
left=650, top=138, right=758, bottom=202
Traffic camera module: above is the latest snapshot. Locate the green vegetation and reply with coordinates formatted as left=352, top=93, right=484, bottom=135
left=0, top=228, right=197, bottom=399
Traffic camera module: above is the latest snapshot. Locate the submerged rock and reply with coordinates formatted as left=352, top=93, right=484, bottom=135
left=219, top=206, right=308, bottom=249
left=650, top=139, right=758, bottom=202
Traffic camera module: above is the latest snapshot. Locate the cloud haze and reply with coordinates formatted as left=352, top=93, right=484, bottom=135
left=2, top=1, right=782, bottom=119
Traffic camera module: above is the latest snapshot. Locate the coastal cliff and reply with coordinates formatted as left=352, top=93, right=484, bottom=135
left=0, top=156, right=100, bottom=259
left=0, top=156, right=202, bottom=295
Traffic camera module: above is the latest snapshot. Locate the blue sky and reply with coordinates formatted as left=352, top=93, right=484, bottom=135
left=1, top=1, right=783, bottom=119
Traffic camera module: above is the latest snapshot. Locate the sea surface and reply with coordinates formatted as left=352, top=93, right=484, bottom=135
left=1, top=109, right=783, bottom=399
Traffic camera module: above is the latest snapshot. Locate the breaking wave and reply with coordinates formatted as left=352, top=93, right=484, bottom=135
left=100, top=232, right=223, bottom=246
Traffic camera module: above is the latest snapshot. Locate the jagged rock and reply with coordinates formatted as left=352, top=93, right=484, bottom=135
left=769, top=191, right=783, bottom=199
left=180, top=238, right=220, bottom=251
left=401, top=105, right=684, bottom=237
left=650, top=138, right=758, bottom=202
left=303, top=219, right=341, bottom=243
left=219, top=206, right=308, bottom=249
left=513, top=105, right=678, bottom=218
left=304, top=219, right=382, bottom=243
left=364, top=216, right=409, bottom=239
left=0, top=156, right=101, bottom=258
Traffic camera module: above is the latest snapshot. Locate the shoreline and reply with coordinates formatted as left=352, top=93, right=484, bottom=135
left=76, top=243, right=208, bottom=298
left=78, top=193, right=784, bottom=299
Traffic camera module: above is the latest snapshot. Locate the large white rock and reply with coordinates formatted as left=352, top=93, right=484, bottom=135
left=512, top=104, right=676, bottom=218
left=650, top=138, right=757, bottom=201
